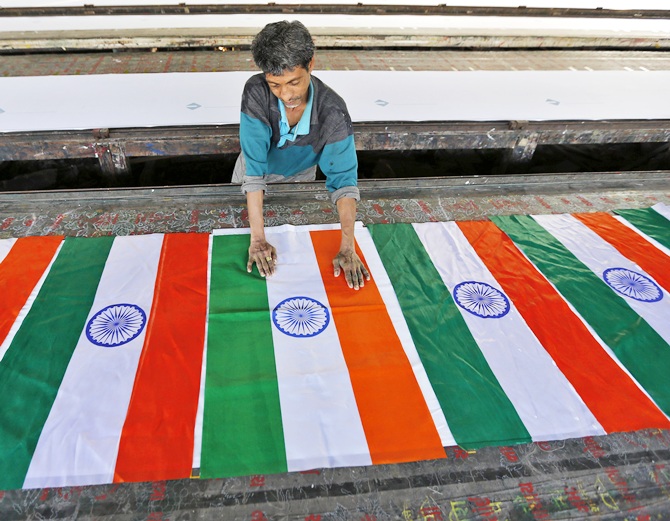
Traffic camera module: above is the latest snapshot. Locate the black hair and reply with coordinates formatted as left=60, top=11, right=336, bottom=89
left=251, top=20, right=315, bottom=75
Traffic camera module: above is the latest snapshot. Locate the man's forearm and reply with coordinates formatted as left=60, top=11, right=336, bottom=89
left=247, top=190, right=266, bottom=242
left=336, top=197, right=357, bottom=252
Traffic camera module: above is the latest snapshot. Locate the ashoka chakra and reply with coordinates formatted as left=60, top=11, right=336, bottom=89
left=603, top=268, right=663, bottom=303
left=86, top=303, right=147, bottom=347
left=272, top=296, right=330, bottom=338
left=453, top=281, right=510, bottom=319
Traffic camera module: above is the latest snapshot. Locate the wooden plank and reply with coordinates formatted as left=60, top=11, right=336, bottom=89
left=1, top=121, right=669, bottom=162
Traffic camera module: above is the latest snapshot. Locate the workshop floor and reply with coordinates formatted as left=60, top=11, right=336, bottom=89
left=1, top=46, right=670, bottom=520
left=1, top=175, right=670, bottom=520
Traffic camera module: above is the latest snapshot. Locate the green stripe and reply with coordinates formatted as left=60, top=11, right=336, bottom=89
left=491, top=214, right=670, bottom=415
left=201, top=234, right=286, bottom=478
left=368, top=223, right=530, bottom=449
left=615, top=207, right=670, bottom=251
left=0, top=236, right=113, bottom=490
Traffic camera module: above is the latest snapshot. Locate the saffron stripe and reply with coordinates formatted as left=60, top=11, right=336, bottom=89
left=114, top=233, right=210, bottom=483
left=615, top=206, right=670, bottom=252
left=492, top=214, right=670, bottom=416
left=0, top=236, right=113, bottom=491
left=0, top=236, right=62, bottom=347
left=201, top=233, right=286, bottom=478
left=310, top=229, right=446, bottom=464
left=458, top=220, right=670, bottom=432
left=353, top=227, right=456, bottom=448
left=575, top=212, right=670, bottom=294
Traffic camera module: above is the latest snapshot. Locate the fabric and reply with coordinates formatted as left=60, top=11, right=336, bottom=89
left=239, top=74, right=359, bottom=199
left=490, top=211, right=670, bottom=415
left=1, top=205, right=670, bottom=490
left=0, top=234, right=209, bottom=490
left=4, top=70, right=670, bottom=134
left=200, top=225, right=448, bottom=478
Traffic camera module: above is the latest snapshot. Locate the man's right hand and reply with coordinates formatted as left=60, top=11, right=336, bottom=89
left=247, top=238, right=277, bottom=277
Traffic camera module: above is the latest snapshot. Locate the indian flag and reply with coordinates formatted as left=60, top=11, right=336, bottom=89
left=0, top=233, right=209, bottom=490
left=1, top=209, right=670, bottom=491
left=198, top=224, right=450, bottom=479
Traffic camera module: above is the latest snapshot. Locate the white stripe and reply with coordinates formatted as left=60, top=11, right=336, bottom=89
left=534, top=214, right=670, bottom=346
left=413, top=221, right=605, bottom=441
left=191, top=233, right=213, bottom=472
left=24, top=234, right=164, bottom=488
left=0, top=240, right=63, bottom=362
left=354, top=227, right=456, bottom=447
left=0, top=237, right=17, bottom=265
left=265, top=225, right=372, bottom=471
left=652, top=202, right=670, bottom=222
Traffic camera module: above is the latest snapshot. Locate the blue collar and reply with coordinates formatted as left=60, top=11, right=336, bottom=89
left=277, top=80, right=313, bottom=147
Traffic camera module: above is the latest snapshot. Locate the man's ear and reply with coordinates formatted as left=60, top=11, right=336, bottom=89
left=307, top=56, right=315, bottom=73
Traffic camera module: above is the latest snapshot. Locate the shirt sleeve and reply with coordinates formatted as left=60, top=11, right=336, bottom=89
left=239, top=80, right=272, bottom=178
left=318, top=118, right=360, bottom=203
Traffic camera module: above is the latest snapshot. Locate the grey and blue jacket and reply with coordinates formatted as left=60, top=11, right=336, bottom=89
left=240, top=73, right=360, bottom=203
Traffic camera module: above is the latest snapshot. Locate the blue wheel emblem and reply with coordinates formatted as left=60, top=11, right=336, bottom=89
left=453, top=281, right=510, bottom=319
left=86, top=303, right=147, bottom=347
left=603, top=268, right=663, bottom=302
left=272, top=296, right=330, bottom=338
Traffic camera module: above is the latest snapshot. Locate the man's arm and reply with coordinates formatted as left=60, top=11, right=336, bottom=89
left=246, top=189, right=277, bottom=277
left=333, top=197, right=370, bottom=290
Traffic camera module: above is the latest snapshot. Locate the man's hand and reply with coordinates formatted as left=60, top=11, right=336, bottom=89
left=333, top=248, right=370, bottom=290
left=248, top=238, right=277, bottom=277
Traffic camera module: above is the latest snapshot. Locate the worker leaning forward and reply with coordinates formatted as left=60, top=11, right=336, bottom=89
left=232, top=20, right=370, bottom=290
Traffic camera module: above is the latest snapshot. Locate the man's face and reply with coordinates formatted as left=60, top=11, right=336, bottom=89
left=265, top=58, right=314, bottom=110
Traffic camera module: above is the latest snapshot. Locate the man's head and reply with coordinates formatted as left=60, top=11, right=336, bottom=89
left=252, top=21, right=315, bottom=110
left=251, top=20, right=315, bottom=76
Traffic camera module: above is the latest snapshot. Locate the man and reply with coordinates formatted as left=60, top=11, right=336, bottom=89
left=233, top=20, right=370, bottom=290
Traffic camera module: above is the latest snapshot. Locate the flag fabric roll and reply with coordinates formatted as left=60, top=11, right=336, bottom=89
left=1, top=203, right=670, bottom=491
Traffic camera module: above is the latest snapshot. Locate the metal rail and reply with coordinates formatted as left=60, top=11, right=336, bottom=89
left=1, top=4, right=669, bottom=19
left=3, top=4, right=669, bottom=50
left=1, top=120, right=669, bottom=177
left=0, top=171, right=668, bottom=204
left=5, top=34, right=670, bottom=51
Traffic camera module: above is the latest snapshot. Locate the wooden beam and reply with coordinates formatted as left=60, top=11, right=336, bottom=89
left=1, top=121, right=669, bottom=162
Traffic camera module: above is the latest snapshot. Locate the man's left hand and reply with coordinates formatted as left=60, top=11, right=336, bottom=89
left=333, top=249, right=370, bottom=290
